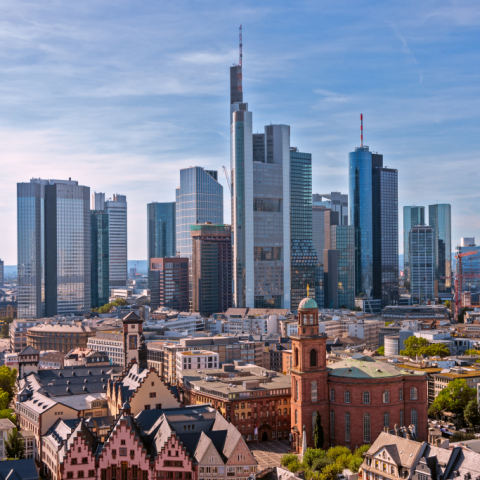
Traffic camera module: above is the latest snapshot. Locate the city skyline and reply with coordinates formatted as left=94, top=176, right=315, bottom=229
left=1, top=1, right=480, bottom=263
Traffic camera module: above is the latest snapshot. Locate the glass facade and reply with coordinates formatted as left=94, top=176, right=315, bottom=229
left=410, top=225, right=435, bottom=303
left=176, top=167, right=223, bottom=303
left=105, top=195, right=127, bottom=288
left=373, top=167, right=399, bottom=306
left=91, top=210, right=109, bottom=308
left=456, top=244, right=480, bottom=294
left=403, top=206, right=425, bottom=285
left=429, top=204, right=452, bottom=293
left=147, top=202, right=176, bottom=288
left=330, top=226, right=355, bottom=309
left=349, top=147, right=373, bottom=297
left=315, top=263, right=324, bottom=308
left=290, top=148, right=317, bottom=310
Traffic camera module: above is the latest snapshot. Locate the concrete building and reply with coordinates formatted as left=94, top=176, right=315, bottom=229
left=87, top=330, right=124, bottom=365
left=456, top=237, right=480, bottom=298
left=410, top=225, right=435, bottom=303
left=313, top=192, right=348, bottom=225
left=176, top=350, right=219, bottom=383
left=10, top=318, right=47, bottom=353
left=403, top=206, right=425, bottom=285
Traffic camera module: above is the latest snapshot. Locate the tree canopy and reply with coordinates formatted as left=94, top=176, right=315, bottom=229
left=376, top=346, right=385, bottom=356
left=313, top=412, right=324, bottom=449
left=464, top=400, right=480, bottom=428
left=92, top=297, right=129, bottom=314
left=0, top=366, right=17, bottom=403
left=5, top=429, right=25, bottom=460
left=428, top=378, right=477, bottom=418
left=399, top=336, right=450, bottom=358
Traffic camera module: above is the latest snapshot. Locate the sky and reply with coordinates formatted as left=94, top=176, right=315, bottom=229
left=1, top=0, right=479, bottom=264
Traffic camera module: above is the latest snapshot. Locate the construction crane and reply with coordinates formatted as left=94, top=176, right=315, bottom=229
left=222, top=166, right=232, bottom=195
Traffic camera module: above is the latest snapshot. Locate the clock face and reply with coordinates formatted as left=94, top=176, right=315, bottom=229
left=119, top=448, right=127, bottom=456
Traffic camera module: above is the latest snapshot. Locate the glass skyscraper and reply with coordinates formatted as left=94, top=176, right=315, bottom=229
left=91, top=211, right=109, bottom=308
left=410, top=225, right=435, bottom=303
left=105, top=194, right=127, bottom=288
left=176, top=167, right=223, bottom=302
left=403, top=206, right=425, bottom=286
left=429, top=204, right=452, bottom=294
left=456, top=238, right=480, bottom=295
left=349, top=146, right=373, bottom=297
left=290, top=148, right=317, bottom=310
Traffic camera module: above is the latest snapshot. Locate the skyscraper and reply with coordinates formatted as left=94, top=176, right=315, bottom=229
left=106, top=194, right=128, bottom=288
left=290, top=147, right=317, bottom=310
left=456, top=237, right=480, bottom=297
left=190, top=223, right=233, bottom=316
left=91, top=210, right=109, bottom=308
left=175, top=167, right=223, bottom=302
left=409, top=225, right=435, bottom=304
left=403, top=206, right=425, bottom=286
left=18, top=178, right=91, bottom=318
left=429, top=204, right=452, bottom=294
left=312, top=205, right=329, bottom=258
left=147, top=202, right=176, bottom=288
left=313, top=192, right=348, bottom=225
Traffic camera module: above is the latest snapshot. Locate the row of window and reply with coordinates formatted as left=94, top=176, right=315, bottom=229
left=329, top=388, right=418, bottom=403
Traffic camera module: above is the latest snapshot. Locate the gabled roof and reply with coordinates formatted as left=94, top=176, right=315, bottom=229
left=19, top=346, right=39, bottom=356
left=123, top=312, right=142, bottom=323
left=0, top=459, right=38, bottom=480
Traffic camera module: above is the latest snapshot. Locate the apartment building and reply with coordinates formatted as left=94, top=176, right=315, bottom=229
left=10, top=318, right=47, bottom=353
left=176, top=350, right=219, bottom=383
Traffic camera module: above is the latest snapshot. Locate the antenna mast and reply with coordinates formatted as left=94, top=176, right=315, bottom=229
left=238, top=25, right=242, bottom=93
left=360, top=113, right=363, bottom=147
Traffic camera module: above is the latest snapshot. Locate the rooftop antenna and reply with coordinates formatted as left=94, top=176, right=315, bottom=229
left=238, top=25, right=242, bottom=94
left=360, top=113, right=363, bottom=147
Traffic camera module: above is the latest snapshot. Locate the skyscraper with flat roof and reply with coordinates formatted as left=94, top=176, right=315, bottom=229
left=330, top=225, right=355, bottom=309
left=313, top=192, right=348, bottom=225
left=91, top=210, right=109, bottom=308
left=429, top=204, right=452, bottom=294
left=410, top=225, right=435, bottom=304
left=403, top=206, right=425, bottom=286
left=106, top=194, right=128, bottom=288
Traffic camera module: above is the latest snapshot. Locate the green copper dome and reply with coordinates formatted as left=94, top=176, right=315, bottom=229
left=298, top=297, right=318, bottom=310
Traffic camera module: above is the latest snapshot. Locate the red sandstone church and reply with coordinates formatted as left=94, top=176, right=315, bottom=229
left=290, top=297, right=428, bottom=450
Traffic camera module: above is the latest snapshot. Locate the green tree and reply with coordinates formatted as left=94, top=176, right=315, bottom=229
left=326, top=446, right=351, bottom=461
left=281, top=454, right=298, bottom=468
left=313, top=412, right=324, bottom=449
left=0, top=366, right=17, bottom=402
left=465, top=349, right=480, bottom=356
left=303, top=449, right=326, bottom=469
left=5, top=429, right=25, bottom=460
left=421, top=343, right=450, bottom=358
left=451, top=432, right=476, bottom=442
left=0, top=390, right=9, bottom=410
left=376, top=346, right=385, bottom=356
left=444, top=300, right=452, bottom=309
left=347, top=456, right=364, bottom=473
left=464, top=400, right=480, bottom=428
left=385, top=321, right=393, bottom=326
left=429, top=378, right=476, bottom=417
left=318, top=463, right=341, bottom=480
left=400, top=336, right=430, bottom=356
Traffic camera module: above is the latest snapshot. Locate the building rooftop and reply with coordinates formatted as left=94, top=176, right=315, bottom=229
left=27, top=324, right=95, bottom=333
left=298, top=297, right=318, bottom=310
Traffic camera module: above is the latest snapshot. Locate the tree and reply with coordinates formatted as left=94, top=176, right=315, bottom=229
left=313, top=412, right=324, bottom=449
left=0, top=390, right=9, bottom=410
left=400, top=336, right=430, bottom=356
left=464, top=400, right=480, bottom=428
left=465, top=349, right=480, bottom=356
left=376, top=346, right=385, bottom=356
left=5, top=429, right=25, bottom=460
left=421, top=343, right=450, bottom=358
left=0, top=366, right=17, bottom=402
left=429, top=379, right=476, bottom=417
left=444, top=300, right=452, bottom=309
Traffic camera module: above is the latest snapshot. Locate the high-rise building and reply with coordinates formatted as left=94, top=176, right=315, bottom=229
left=290, top=148, right=317, bottom=310
left=230, top=59, right=291, bottom=309
left=91, top=210, right=109, bottom=308
left=312, top=206, right=329, bottom=259
left=313, top=192, right=348, bottom=225
left=372, top=163, right=399, bottom=306
left=315, top=264, right=324, bottom=309
left=147, top=202, right=176, bottom=288
left=429, top=204, right=452, bottom=294
left=18, top=178, right=91, bottom=318
left=456, top=237, right=480, bottom=296
left=0, top=259, right=3, bottom=287
left=403, top=206, right=425, bottom=285
left=323, top=249, right=338, bottom=309
left=324, top=211, right=340, bottom=251
left=150, top=258, right=189, bottom=312
left=176, top=167, right=223, bottom=305
left=409, top=225, right=435, bottom=304
left=190, top=223, right=233, bottom=316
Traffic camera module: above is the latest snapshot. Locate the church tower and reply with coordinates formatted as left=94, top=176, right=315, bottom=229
left=290, top=296, right=329, bottom=452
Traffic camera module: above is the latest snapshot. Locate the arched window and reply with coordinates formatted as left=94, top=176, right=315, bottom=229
left=235, top=413, right=239, bottom=420
left=303, top=315, right=307, bottom=325
left=309, top=315, right=314, bottom=325
left=283, top=408, right=287, bottom=415
left=411, top=409, right=418, bottom=434
left=383, top=412, right=390, bottom=428
left=410, top=387, right=418, bottom=400
left=345, top=413, right=351, bottom=442
left=363, top=414, right=370, bottom=443
left=241, top=413, right=245, bottom=420
left=241, top=403, right=245, bottom=409
left=400, top=410, right=404, bottom=427
left=283, top=399, right=287, bottom=405
left=295, top=410, right=298, bottom=424
left=296, top=380, right=299, bottom=400
left=277, top=409, right=281, bottom=416
left=363, top=391, right=370, bottom=404
left=344, top=391, right=351, bottom=403
left=330, top=389, right=335, bottom=402
left=311, top=381, right=317, bottom=402
left=383, top=390, right=390, bottom=403
left=330, top=411, right=335, bottom=439
left=399, top=388, right=403, bottom=401
left=294, top=349, right=298, bottom=367
left=312, top=412, right=317, bottom=440
left=310, top=349, right=317, bottom=367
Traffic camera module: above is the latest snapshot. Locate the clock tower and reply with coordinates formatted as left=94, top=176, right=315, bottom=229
left=290, top=296, right=329, bottom=452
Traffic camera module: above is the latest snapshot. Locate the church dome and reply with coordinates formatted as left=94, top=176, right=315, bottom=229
left=298, top=297, right=318, bottom=310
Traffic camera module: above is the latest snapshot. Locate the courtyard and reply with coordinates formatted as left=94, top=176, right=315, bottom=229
left=249, top=440, right=296, bottom=471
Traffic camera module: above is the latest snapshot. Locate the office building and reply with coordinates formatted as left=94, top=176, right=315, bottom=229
left=176, top=167, right=223, bottom=304
left=312, top=206, right=329, bottom=259
left=323, top=249, right=338, bottom=309
left=190, top=223, right=233, bottom=317
left=429, top=204, right=452, bottom=294
left=290, top=148, right=317, bottom=310
left=87, top=330, right=124, bottom=365
left=230, top=60, right=291, bottom=309
left=330, top=225, right=355, bottom=309
left=410, top=225, right=435, bottom=304
left=456, top=237, right=480, bottom=295
left=313, top=192, right=348, bottom=225
left=90, top=210, right=109, bottom=308
left=372, top=163, right=399, bottom=306
left=324, top=210, right=340, bottom=250
left=315, top=263, right=325, bottom=309
left=149, top=257, right=189, bottom=312
left=403, top=206, right=425, bottom=285
left=147, top=202, right=176, bottom=288
left=18, top=178, right=91, bottom=318
left=0, top=259, right=3, bottom=286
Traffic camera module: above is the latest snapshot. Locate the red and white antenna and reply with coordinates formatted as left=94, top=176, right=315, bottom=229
left=237, top=25, right=242, bottom=93
left=360, top=113, right=363, bottom=147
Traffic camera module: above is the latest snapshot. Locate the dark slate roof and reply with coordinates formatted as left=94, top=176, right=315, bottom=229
left=18, top=346, right=39, bottom=356
left=60, top=420, right=98, bottom=465
left=123, top=312, right=142, bottom=323
left=0, top=459, right=38, bottom=480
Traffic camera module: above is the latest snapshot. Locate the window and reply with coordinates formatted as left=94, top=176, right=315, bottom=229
left=121, top=440, right=126, bottom=445
left=400, top=410, right=404, bottom=427
left=363, top=414, right=370, bottom=443
left=384, top=412, right=390, bottom=428
left=156, top=404, right=162, bottom=409
left=411, top=387, right=418, bottom=400
left=144, top=405, right=151, bottom=410
left=344, top=391, right=350, bottom=403
left=150, top=392, right=156, bottom=398
left=383, top=390, right=390, bottom=403
left=295, top=410, right=298, bottom=424
left=345, top=413, right=351, bottom=442
left=78, top=472, right=84, bottom=479
left=296, top=380, right=299, bottom=400
left=411, top=409, right=418, bottom=434
left=311, top=381, right=317, bottom=402
left=294, top=349, right=298, bottom=367
left=88, top=471, right=95, bottom=478
left=330, top=389, right=335, bottom=402
left=82, top=458, right=88, bottom=464
left=330, top=411, right=335, bottom=439
left=67, top=474, right=73, bottom=479
left=283, top=408, right=287, bottom=415
left=71, top=459, right=78, bottom=465
left=399, top=388, right=403, bottom=401
left=310, top=349, right=317, bottom=367
left=363, top=391, right=370, bottom=404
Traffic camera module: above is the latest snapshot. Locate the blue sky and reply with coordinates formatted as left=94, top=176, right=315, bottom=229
left=1, top=0, right=479, bottom=263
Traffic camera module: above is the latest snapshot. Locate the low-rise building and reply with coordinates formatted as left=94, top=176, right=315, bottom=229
left=39, top=352, right=64, bottom=370
left=63, top=348, right=110, bottom=367
left=433, top=366, right=480, bottom=399
left=0, top=418, right=15, bottom=461
left=176, top=350, right=219, bottom=383
left=87, top=330, right=124, bottom=365
left=4, top=352, right=18, bottom=369
left=10, top=319, right=47, bottom=353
